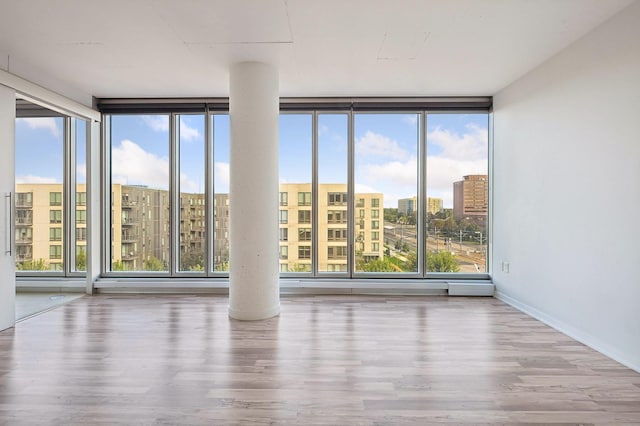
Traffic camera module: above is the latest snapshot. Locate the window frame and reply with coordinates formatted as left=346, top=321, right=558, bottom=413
left=100, top=101, right=491, bottom=282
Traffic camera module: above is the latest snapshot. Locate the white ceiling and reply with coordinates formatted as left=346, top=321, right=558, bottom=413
left=0, top=0, right=634, bottom=100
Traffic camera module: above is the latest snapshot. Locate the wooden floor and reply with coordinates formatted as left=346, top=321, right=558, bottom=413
left=0, top=295, right=639, bottom=425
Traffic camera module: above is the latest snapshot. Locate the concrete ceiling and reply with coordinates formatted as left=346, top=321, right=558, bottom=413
left=0, top=0, right=634, bottom=102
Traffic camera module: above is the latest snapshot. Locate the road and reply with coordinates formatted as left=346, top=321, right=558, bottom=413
left=384, top=222, right=487, bottom=272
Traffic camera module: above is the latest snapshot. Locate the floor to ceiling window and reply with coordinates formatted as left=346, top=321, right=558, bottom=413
left=353, top=113, right=420, bottom=274
left=15, top=100, right=89, bottom=277
left=102, top=99, right=490, bottom=281
left=317, top=113, right=349, bottom=275
left=212, top=114, right=230, bottom=273
left=104, top=109, right=231, bottom=277
left=107, top=114, right=171, bottom=273
left=278, top=114, right=313, bottom=274
left=177, top=114, right=206, bottom=273
left=426, top=113, right=489, bottom=273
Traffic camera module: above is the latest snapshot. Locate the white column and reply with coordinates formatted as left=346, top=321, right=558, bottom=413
left=228, top=62, right=280, bottom=320
left=0, top=84, right=16, bottom=331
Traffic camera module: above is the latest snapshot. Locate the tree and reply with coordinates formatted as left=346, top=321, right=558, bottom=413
left=427, top=251, right=460, bottom=272
left=180, top=251, right=205, bottom=271
left=288, top=263, right=311, bottom=272
left=16, top=258, right=48, bottom=271
left=112, top=260, right=127, bottom=271
left=357, top=257, right=399, bottom=272
left=384, top=208, right=399, bottom=223
left=143, top=256, right=166, bottom=271
left=214, top=261, right=229, bottom=272
left=76, top=251, right=86, bottom=271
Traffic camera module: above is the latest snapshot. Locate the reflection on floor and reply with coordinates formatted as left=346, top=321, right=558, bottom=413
left=15, top=292, right=85, bottom=321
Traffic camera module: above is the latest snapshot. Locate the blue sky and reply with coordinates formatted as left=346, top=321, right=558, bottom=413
left=16, top=112, right=487, bottom=208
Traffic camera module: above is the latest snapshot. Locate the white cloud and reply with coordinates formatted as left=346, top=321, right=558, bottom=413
left=361, top=156, right=418, bottom=187
left=141, top=115, right=201, bottom=141
left=215, top=162, right=230, bottom=192
left=16, top=117, right=61, bottom=138
left=354, top=183, right=380, bottom=194
left=77, top=163, right=87, bottom=184
left=16, top=175, right=59, bottom=184
left=180, top=173, right=200, bottom=193
left=180, top=122, right=201, bottom=141
left=142, top=115, right=169, bottom=132
left=428, top=123, right=487, bottom=161
left=356, top=131, right=409, bottom=161
left=111, top=139, right=169, bottom=189
left=402, top=115, right=418, bottom=126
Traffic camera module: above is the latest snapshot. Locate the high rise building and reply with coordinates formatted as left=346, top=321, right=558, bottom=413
left=453, top=175, right=488, bottom=224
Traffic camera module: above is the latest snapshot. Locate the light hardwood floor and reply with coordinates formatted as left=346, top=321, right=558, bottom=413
left=0, top=295, right=639, bottom=425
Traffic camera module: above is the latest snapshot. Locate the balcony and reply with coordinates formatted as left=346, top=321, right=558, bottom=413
left=121, top=199, right=137, bottom=208
left=15, top=217, right=33, bottom=225
left=16, top=253, right=33, bottom=262
left=121, top=232, right=138, bottom=242
left=15, top=200, right=33, bottom=208
left=15, top=235, right=32, bottom=244
left=121, top=216, right=138, bottom=226
left=121, top=252, right=137, bottom=261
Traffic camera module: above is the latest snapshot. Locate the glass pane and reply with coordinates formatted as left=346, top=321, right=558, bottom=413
left=178, top=114, right=206, bottom=272
left=354, top=114, right=419, bottom=273
left=279, top=114, right=312, bottom=273
left=15, top=114, right=65, bottom=272
left=110, top=115, right=170, bottom=272
left=74, top=118, right=88, bottom=272
left=426, top=113, right=489, bottom=273
left=213, top=114, right=230, bottom=272
left=317, top=114, right=348, bottom=274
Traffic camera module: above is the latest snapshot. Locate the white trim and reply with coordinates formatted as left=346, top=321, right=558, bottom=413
left=448, top=282, right=494, bottom=296
left=1, top=69, right=100, bottom=122
left=496, top=291, right=640, bottom=374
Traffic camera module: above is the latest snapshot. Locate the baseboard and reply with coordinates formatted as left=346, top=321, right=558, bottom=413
left=448, top=282, right=494, bottom=296
left=495, top=291, right=640, bottom=374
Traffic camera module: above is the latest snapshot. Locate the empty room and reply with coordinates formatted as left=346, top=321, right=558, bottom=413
left=0, top=0, right=639, bottom=424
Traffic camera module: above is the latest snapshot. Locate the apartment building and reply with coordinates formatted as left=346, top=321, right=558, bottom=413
left=15, top=183, right=86, bottom=271
left=279, top=183, right=383, bottom=272
left=398, top=196, right=443, bottom=216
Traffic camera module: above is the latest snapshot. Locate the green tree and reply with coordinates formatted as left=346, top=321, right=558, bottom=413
left=358, top=257, right=398, bottom=272
left=427, top=251, right=460, bottom=272
left=76, top=251, right=86, bottom=271
left=214, top=261, right=230, bottom=272
left=384, top=208, right=399, bottom=223
left=112, top=260, right=127, bottom=271
left=289, top=263, right=311, bottom=272
left=16, top=258, right=48, bottom=271
left=143, top=256, right=166, bottom=271
left=180, top=251, right=205, bottom=271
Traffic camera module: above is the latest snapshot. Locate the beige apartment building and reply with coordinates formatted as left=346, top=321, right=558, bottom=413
left=15, top=183, right=86, bottom=271
left=453, top=174, right=488, bottom=226
left=279, top=183, right=384, bottom=273
left=16, top=182, right=381, bottom=273
left=398, top=196, right=443, bottom=216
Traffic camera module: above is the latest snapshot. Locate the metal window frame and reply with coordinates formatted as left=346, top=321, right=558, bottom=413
left=97, top=97, right=492, bottom=283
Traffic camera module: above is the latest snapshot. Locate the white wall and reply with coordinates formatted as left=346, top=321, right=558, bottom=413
left=0, top=84, right=16, bottom=331
left=493, top=1, right=640, bottom=371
